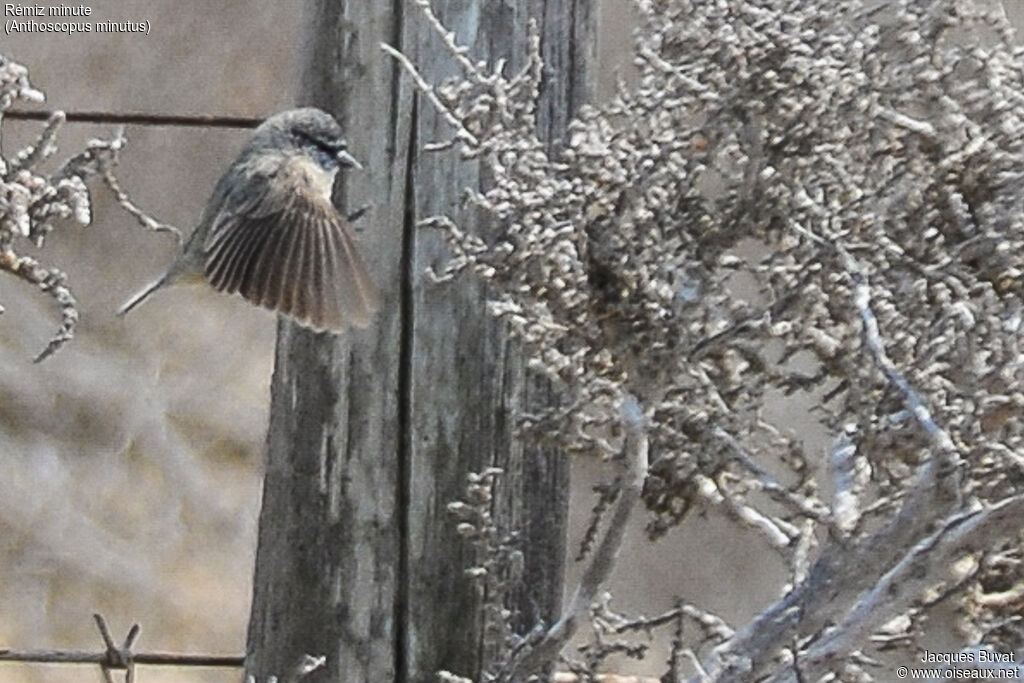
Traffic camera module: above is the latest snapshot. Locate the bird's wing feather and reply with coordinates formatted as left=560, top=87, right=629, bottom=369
left=201, top=158, right=379, bottom=331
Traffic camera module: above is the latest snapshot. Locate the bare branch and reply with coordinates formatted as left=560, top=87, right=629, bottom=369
left=798, top=495, right=1024, bottom=681
left=379, top=42, right=480, bottom=148
left=506, top=395, right=648, bottom=679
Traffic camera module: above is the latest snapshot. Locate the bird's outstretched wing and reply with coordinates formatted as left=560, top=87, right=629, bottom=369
left=202, top=158, right=379, bottom=331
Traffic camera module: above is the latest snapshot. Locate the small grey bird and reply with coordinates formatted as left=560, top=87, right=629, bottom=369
left=118, top=107, right=379, bottom=331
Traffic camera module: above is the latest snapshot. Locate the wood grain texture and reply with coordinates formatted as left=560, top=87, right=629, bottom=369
left=245, top=2, right=594, bottom=681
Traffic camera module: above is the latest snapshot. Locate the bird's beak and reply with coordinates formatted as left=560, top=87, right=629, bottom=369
left=336, top=149, right=363, bottom=170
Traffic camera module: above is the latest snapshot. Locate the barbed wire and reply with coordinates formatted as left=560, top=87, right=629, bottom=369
left=0, top=613, right=244, bottom=682
left=1, top=613, right=666, bottom=682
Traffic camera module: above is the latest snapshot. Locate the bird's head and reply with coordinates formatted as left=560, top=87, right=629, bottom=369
left=253, top=107, right=362, bottom=171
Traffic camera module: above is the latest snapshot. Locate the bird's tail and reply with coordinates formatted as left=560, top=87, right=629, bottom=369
left=117, top=273, right=172, bottom=317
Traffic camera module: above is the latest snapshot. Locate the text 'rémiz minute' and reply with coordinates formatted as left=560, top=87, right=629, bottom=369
left=4, top=4, right=92, bottom=16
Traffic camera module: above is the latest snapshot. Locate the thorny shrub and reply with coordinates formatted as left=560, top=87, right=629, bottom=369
left=393, top=0, right=1024, bottom=680
left=0, top=55, right=174, bottom=361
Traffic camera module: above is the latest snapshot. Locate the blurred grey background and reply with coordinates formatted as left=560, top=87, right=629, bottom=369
left=3, top=4, right=297, bottom=682
left=2, top=2, right=799, bottom=682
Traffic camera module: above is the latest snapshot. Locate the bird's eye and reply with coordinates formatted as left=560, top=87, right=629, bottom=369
left=293, top=129, right=344, bottom=170
left=312, top=147, right=337, bottom=170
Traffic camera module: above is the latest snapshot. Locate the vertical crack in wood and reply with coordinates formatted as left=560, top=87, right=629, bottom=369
left=395, top=91, right=419, bottom=683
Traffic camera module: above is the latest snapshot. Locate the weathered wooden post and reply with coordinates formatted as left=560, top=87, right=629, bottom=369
left=245, top=2, right=594, bottom=680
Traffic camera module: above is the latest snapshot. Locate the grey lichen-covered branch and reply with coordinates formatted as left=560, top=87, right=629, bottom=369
left=0, top=55, right=178, bottom=361
left=795, top=494, right=1024, bottom=681
left=387, top=0, right=1024, bottom=680
left=505, top=395, right=648, bottom=680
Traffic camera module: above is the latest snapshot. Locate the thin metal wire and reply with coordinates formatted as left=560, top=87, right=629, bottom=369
left=0, top=649, right=245, bottom=667
left=4, top=109, right=262, bottom=128
left=0, top=614, right=244, bottom=676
